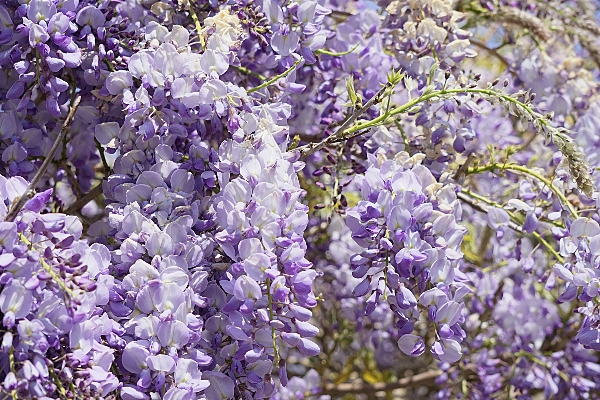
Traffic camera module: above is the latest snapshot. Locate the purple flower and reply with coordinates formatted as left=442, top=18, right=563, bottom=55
left=486, top=207, right=510, bottom=230
left=398, top=334, right=426, bottom=357
left=27, top=0, right=56, bottom=23
left=174, top=359, right=210, bottom=391
left=157, top=321, right=190, bottom=349
left=271, top=31, right=300, bottom=56
left=147, top=354, right=176, bottom=373
left=0, top=283, right=32, bottom=321
left=121, top=341, right=150, bottom=374
left=431, top=339, right=462, bottom=363
left=105, top=71, right=133, bottom=95
left=233, top=275, right=262, bottom=301
left=570, top=217, right=600, bottom=238
left=75, top=6, right=105, bottom=29
left=24, top=189, right=52, bottom=213
left=203, top=371, right=235, bottom=400
left=297, top=338, right=320, bottom=356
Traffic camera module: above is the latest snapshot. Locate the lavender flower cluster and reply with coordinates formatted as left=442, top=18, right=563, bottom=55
left=2, top=0, right=600, bottom=398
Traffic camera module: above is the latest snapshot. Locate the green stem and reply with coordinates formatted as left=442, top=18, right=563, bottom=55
left=104, top=59, right=116, bottom=72
left=383, top=250, right=389, bottom=301
left=19, top=233, right=75, bottom=297
left=95, top=138, right=110, bottom=177
left=50, top=369, right=68, bottom=399
left=468, top=163, right=578, bottom=218
left=298, top=81, right=396, bottom=156
left=5, top=96, right=81, bottom=222
left=315, top=44, right=359, bottom=57
left=481, top=260, right=509, bottom=273
left=516, top=350, right=569, bottom=381
left=8, top=347, right=18, bottom=399
left=265, top=278, right=279, bottom=365
left=8, top=347, right=14, bottom=373
left=346, top=87, right=542, bottom=135
left=188, top=5, right=204, bottom=49
left=462, top=189, right=564, bottom=263
left=233, top=65, right=266, bottom=80
left=393, top=120, right=411, bottom=155
left=248, top=58, right=303, bottom=94
left=35, top=50, right=42, bottom=88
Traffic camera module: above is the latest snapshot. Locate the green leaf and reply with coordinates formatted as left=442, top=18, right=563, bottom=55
left=346, top=76, right=358, bottom=106
left=428, top=62, right=439, bottom=85
left=386, top=68, right=404, bottom=86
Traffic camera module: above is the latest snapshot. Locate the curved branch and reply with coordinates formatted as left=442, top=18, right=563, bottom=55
left=247, top=58, right=303, bottom=94
left=63, top=183, right=104, bottom=215
left=5, top=96, right=81, bottom=222
left=468, top=163, right=579, bottom=218
left=322, top=369, right=442, bottom=395
left=470, top=39, right=511, bottom=68
left=458, top=189, right=564, bottom=263
left=297, top=81, right=393, bottom=156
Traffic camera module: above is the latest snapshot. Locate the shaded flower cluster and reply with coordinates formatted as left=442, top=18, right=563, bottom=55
left=0, top=176, right=118, bottom=398
left=345, top=151, right=469, bottom=363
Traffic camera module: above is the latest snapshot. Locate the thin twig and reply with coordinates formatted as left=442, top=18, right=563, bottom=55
left=315, top=44, right=359, bottom=57
left=61, top=161, right=82, bottom=197
left=298, top=85, right=529, bottom=158
left=456, top=192, right=522, bottom=233
left=5, top=96, right=81, bottom=222
left=470, top=39, right=511, bottom=69
left=458, top=190, right=564, bottom=262
left=247, top=58, right=303, bottom=94
left=294, top=133, right=326, bottom=143
left=467, top=163, right=579, bottom=218
left=453, top=154, right=475, bottom=182
left=297, top=82, right=393, bottom=156
left=63, top=183, right=103, bottom=215
left=94, top=138, right=110, bottom=177
left=394, top=120, right=411, bottom=156
left=233, top=65, right=267, bottom=80
left=297, top=83, right=592, bottom=195
left=328, top=10, right=354, bottom=23
left=188, top=4, right=204, bottom=49
left=322, top=368, right=442, bottom=395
